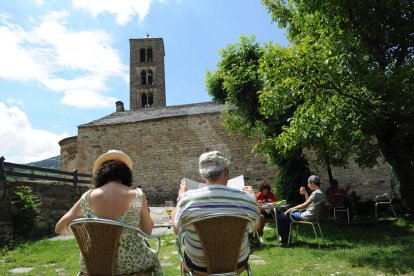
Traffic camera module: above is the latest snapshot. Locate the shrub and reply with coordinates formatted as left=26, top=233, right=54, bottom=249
left=10, top=186, right=41, bottom=238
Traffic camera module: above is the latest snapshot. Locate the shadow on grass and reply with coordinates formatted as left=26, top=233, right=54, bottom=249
left=289, top=217, right=414, bottom=274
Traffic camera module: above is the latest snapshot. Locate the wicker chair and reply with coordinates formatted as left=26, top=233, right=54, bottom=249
left=69, top=218, right=161, bottom=276
left=176, top=214, right=255, bottom=276
left=288, top=202, right=325, bottom=249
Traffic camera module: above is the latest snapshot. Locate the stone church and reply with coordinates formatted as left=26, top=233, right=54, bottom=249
left=59, top=37, right=392, bottom=204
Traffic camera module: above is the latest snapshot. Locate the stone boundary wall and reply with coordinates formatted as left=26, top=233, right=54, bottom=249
left=0, top=181, right=91, bottom=237
left=305, top=150, right=392, bottom=200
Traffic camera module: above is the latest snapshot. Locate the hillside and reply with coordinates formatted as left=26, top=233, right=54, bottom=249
left=27, top=155, right=60, bottom=169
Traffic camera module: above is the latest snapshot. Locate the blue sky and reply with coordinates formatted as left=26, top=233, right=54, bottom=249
left=0, top=0, right=288, bottom=163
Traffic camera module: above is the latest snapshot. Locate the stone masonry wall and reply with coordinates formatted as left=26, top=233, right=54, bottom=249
left=307, top=152, right=392, bottom=200
left=71, top=113, right=277, bottom=205
left=0, top=181, right=91, bottom=236
left=58, top=136, right=78, bottom=171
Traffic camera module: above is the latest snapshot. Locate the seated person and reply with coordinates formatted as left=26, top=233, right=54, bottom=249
left=173, top=151, right=260, bottom=272
left=277, top=175, right=326, bottom=245
left=55, top=150, right=162, bottom=275
left=326, top=179, right=350, bottom=196
left=256, top=181, right=278, bottom=237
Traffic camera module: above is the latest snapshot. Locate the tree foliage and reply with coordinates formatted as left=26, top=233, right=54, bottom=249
left=206, top=36, right=310, bottom=204
left=206, top=1, right=414, bottom=209
left=261, top=0, right=414, bottom=210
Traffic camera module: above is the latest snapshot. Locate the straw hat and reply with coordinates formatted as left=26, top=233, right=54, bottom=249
left=92, top=150, right=133, bottom=173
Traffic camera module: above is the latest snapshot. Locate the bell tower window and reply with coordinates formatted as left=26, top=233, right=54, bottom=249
left=141, top=70, right=147, bottom=85
left=140, top=48, right=146, bottom=62
left=141, top=93, right=147, bottom=108
left=148, top=92, right=153, bottom=107
left=147, top=48, right=153, bottom=62
left=148, top=70, right=153, bottom=85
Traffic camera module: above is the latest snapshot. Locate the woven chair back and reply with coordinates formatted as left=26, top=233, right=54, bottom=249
left=192, top=216, right=248, bottom=274
left=70, top=221, right=123, bottom=276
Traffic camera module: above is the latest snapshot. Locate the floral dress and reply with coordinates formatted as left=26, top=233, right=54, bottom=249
left=79, top=188, right=163, bottom=275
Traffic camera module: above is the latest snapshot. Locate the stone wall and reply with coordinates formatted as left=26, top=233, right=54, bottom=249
left=63, top=112, right=277, bottom=205
left=0, top=181, right=91, bottom=236
left=307, top=152, right=392, bottom=200
left=58, top=136, right=78, bottom=171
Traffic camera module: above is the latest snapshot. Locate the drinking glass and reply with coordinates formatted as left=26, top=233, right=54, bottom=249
left=165, top=200, right=174, bottom=221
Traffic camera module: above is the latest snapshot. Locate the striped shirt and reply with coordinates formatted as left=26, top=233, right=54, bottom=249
left=175, top=184, right=260, bottom=269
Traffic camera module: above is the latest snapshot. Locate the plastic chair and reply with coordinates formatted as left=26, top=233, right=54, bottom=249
left=69, top=217, right=160, bottom=276
left=288, top=202, right=325, bottom=248
left=330, top=194, right=350, bottom=223
left=375, top=191, right=398, bottom=219
left=176, top=214, right=255, bottom=276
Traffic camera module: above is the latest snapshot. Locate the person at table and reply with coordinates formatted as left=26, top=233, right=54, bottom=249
left=276, top=175, right=326, bottom=246
left=55, top=150, right=162, bottom=275
left=326, top=179, right=350, bottom=196
left=256, top=181, right=278, bottom=237
left=173, top=150, right=260, bottom=272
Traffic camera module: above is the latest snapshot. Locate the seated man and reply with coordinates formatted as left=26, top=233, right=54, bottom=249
left=173, top=151, right=260, bottom=272
left=256, top=181, right=278, bottom=238
left=277, top=175, right=326, bottom=245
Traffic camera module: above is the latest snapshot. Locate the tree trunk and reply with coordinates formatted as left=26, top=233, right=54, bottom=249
left=377, top=134, right=414, bottom=212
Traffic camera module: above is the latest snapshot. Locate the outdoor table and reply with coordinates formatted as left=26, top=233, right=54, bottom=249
left=259, top=202, right=290, bottom=241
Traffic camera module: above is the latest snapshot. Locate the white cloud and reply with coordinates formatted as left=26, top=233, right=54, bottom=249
left=6, top=98, right=24, bottom=106
left=72, top=0, right=156, bottom=25
left=0, top=11, right=127, bottom=109
left=0, top=102, right=68, bottom=163
left=35, top=0, right=45, bottom=6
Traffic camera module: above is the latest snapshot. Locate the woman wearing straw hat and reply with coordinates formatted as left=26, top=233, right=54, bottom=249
left=56, top=150, right=162, bottom=275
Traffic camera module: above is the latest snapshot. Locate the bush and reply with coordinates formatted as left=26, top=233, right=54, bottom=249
left=10, top=186, right=41, bottom=238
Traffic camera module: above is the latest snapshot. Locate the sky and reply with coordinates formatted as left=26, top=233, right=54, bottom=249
left=0, top=0, right=288, bottom=164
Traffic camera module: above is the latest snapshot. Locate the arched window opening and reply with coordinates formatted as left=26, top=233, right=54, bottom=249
left=141, top=70, right=147, bottom=85
left=148, top=93, right=153, bottom=107
left=141, top=93, right=147, bottom=108
left=148, top=70, right=153, bottom=85
left=147, top=48, right=153, bottom=62
left=140, top=48, right=146, bottom=62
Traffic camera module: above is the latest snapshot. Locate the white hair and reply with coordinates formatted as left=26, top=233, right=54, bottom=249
left=199, top=163, right=227, bottom=181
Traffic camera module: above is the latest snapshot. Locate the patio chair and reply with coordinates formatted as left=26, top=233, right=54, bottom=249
left=375, top=191, right=398, bottom=219
left=330, top=194, right=350, bottom=223
left=176, top=214, right=255, bottom=276
left=69, top=217, right=161, bottom=276
left=288, top=202, right=325, bottom=249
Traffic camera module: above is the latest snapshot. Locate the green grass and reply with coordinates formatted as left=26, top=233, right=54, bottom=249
left=1, top=218, right=414, bottom=275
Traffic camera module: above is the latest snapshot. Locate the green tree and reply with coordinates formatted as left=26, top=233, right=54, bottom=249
left=206, top=36, right=310, bottom=204
left=260, top=0, right=414, bottom=210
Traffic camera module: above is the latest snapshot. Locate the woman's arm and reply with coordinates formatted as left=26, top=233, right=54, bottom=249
left=139, top=193, right=154, bottom=235
left=55, top=199, right=83, bottom=235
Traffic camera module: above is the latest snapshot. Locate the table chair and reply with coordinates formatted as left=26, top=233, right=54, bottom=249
left=69, top=217, right=161, bottom=276
left=375, top=191, right=398, bottom=219
left=176, top=214, right=255, bottom=276
left=288, top=202, right=325, bottom=249
left=330, top=194, right=350, bottom=223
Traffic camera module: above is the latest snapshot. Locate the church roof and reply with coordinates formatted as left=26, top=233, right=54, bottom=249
left=80, top=102, right=225, bottom=127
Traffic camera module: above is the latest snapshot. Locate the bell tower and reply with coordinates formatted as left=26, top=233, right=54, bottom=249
left=129, top=38, right=166, bottom=110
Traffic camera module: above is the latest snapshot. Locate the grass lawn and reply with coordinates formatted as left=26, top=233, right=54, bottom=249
left=1, top=217, right=413, bottom=275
